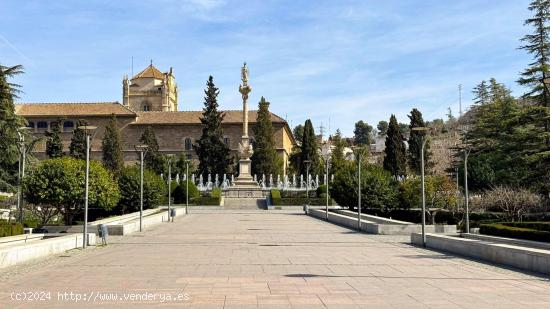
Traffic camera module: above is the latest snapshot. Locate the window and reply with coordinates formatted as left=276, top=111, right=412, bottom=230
left=186, top=154, right=192, bottom=160
left=37, top=121, right=48, bottom=130
left=63, top=121, right=74, bottom=130
left=143, top=104, right=150, bottom=111
left=184, top=138, right=193, bottom=150
left=27, top=122, right=35, bottom=129
left=223, top=137, right=230, bottom=147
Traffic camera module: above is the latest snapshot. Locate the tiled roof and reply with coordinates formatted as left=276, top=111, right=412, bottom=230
left=15, top=102, right=136, bottom=117
left=131, top=64, right=165, bottom=80
left=134, top=111, right=287, bottom=125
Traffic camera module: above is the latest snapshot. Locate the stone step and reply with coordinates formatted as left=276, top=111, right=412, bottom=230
left=223, top=198, right=266, bottom=209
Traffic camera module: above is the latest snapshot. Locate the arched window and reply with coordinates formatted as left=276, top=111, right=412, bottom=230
left=143, top=104, right=150, bottom=111
left=184, top=138, right=193, bottom=150
left=63, top=121, right=75, bottom=130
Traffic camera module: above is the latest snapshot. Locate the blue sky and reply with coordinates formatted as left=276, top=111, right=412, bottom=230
left=0, top=0, right=533, bottom=136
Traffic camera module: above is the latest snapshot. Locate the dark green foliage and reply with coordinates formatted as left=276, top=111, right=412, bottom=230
left=383, top=115, right=407, bottom=178
left=195, top=76, right=232, bottom=176
left=502, top=222, right=550, bottom=232
left=195, top=188, right=221, bottom=205
left=353, top=120, right=373, bottom=145
left=330, top=161, right=398, bottom=210
left=251, top=97, right=281, bottom=176
left=0, top=221, right=24, bottom=237
left=472, top=80, right=490, bottom=105
left=172, top=180, right=199, bottom=204
left=23, top=157, right=120, bottom=225
left=117, top=166, right=166, bottom=213
left=293, top=124, right=304, bottom=142
left=480, top=223, right=550, bottom=243
left=316, top=184, right=328, bottom=197
left=102, top=114, right=124, bottom=174
left=299, top=119, right=320, bottom=175
left=330, top=129, right=347, bottom=175
left=271, top=188, right=332, bottom=206
left=211, top=188, right=221, bottom=198
left=407, top=108, right=432, bottom=175
left=45, top=119, right=63, bottom=158
left=377, top=121, right=388, bottom=136
left=139, top=126, right=165, bottom=175
left=69, top=120, right=88, bottom=159
left=0, top=64, right=26, bottom=192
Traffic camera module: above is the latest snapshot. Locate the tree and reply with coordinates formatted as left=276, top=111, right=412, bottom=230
left=251, top=97, right=281, bottom=176
left=399, top=175, right=457, bottom=224
left=117, top=166, right=166, bottom=213
left=407, top=108, right=432, bottom=175
left=472, top=80, right=490, bottom=105
left=377, top=121, right=388, bottom=137
left=479, top=186, right=542, bottom=222
left=0, top=64, right=26, bottom=192
left=330, top=129, right=346, bottom=175
left=172, top=180, right=199, bottom=204
left=69, top=120, right=87, bottom=159
left=354, top=120, right=373, bottom=146
left=293, top=124, right=304, bottom=142
left=195, top=76, right=232, bottom=176
left=102, top=114, right=124, bottom=174
left=517, top=0, right=550, bottom=144
left=299, top=119, right=320, bottom=176
left=45, top=119, right=63, bottom=158
left=330, top=161, right=398, bottom=211
left=383, top=115, right=407, bottom=178
left=23, top=157, right=120, bottom=225
left=139, top=126, right=165, bottom=175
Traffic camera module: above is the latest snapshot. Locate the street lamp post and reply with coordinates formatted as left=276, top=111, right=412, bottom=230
left=134, top=145, right=149, bottom=232
left=304, top=160, right=311, bottom=209
left=184, top=159, right=190, bottom=215
left=412, top=126, right=430, bottom=248
left=458, top=144, right=472, bottom=233
left=357, top=147, right=363, bottom=231
left=321, top=143, right=331, bottom=221
left=78, top=125, right=97, bottom=249
left=166, top=154, right=174, bottom=222
left=16, top=127, right=30, bottom=223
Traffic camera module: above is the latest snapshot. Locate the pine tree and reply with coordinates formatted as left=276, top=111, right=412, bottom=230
left=0, top=64, right=25, bottom=191
left=102, top=114, right=124, bottom=174
left=45, top=119, right=63, bottom=158
left=195, top=76, right=231, bottom=176
left=472, top=80, right=490, bottom=105
left=139, top=126, right=165, bottom=175
left=407, top=108, right=432, bottom=175
left=293, top=124, right=304, bottom=142
left=377, top=120, right=388, bottom=137
left=383, top=115, right=407, bottom=178
left=517, top=0, right=550, bottom=144
left=300, top=119, right=320, bottom=176
left=69, top=120, right=87, bottom=159
left=251, top=97, right=280, bottom=176
left=354, top=120, right=373, bottom=145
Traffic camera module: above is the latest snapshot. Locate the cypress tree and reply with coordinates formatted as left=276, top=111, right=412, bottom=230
left=407, top=108, right=432, bottom=175
left=102, top=114, right=124, bottom=174
left=299, top=119, right=320, bottom=176
left=195, top=76, right=231, bottom=176
left=251, top=97, right=280, bottom=176
left=383, top=115, right=406, bottom=179
left=139, top=126, right=165, bottom=174
left=0, top=64, right=25, bottom=191
left=45, top=119, right=63, bottom=158
left=69, top=119, right=87, bottom=159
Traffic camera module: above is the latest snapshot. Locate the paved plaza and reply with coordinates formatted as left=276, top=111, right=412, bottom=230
left=1, top=209, right=549, bottom=308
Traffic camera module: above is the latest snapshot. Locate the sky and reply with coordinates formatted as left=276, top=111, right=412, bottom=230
left=0, top=0, right=534, bottom=136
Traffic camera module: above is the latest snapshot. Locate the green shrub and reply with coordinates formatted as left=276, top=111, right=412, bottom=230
left=271, top=189, right=281, bottom=205
left=172, top=180, right=199, bottom=204
left=480, top=223, right=550, bottom=243
left=316, top=185, right=328, bottom=197
left=501, top=222, right=550, bottom=232
left=117, top=166, right=166, bottom=213
left=276, top=197, right=332, bottom=206
left=211, top=188, right=221, bottom=198
left=0, top=221, right=24, bottom=237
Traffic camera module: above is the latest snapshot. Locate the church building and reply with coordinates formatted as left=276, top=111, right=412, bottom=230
left=15, top=64, right=295, bottom=174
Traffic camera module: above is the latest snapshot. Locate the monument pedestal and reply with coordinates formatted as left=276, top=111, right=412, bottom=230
left=233, top=158, right=258, bottom=187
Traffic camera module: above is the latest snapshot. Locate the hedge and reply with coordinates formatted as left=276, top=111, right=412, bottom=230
left=501, top=222, right=550, bottom=232
left=0, top=221, right=24, bottom=237
left=479, top=223, right=550, bottom=243
left=195, top=188, right=221, bottom=205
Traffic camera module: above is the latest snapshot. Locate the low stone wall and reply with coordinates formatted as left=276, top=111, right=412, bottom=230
left=461, top=233, right=550, bottom=251
left=107, top=207, right=187, bottom=235
left=411, top=233, right=550, bottom=275
left=0, top=234, right=45, bottom=247
left=308, top=208, right=456, bottom=235
left=0, top=233, right=96, bottom=269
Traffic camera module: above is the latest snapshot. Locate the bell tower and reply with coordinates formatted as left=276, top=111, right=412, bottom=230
left=123, top=63, right=178, bottom=112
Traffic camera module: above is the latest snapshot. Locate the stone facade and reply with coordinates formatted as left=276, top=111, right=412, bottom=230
left=123, top=64, right=178, bottom=112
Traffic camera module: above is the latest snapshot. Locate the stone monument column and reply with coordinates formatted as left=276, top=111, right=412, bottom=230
left=234, top=62, right=258, bottom=187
